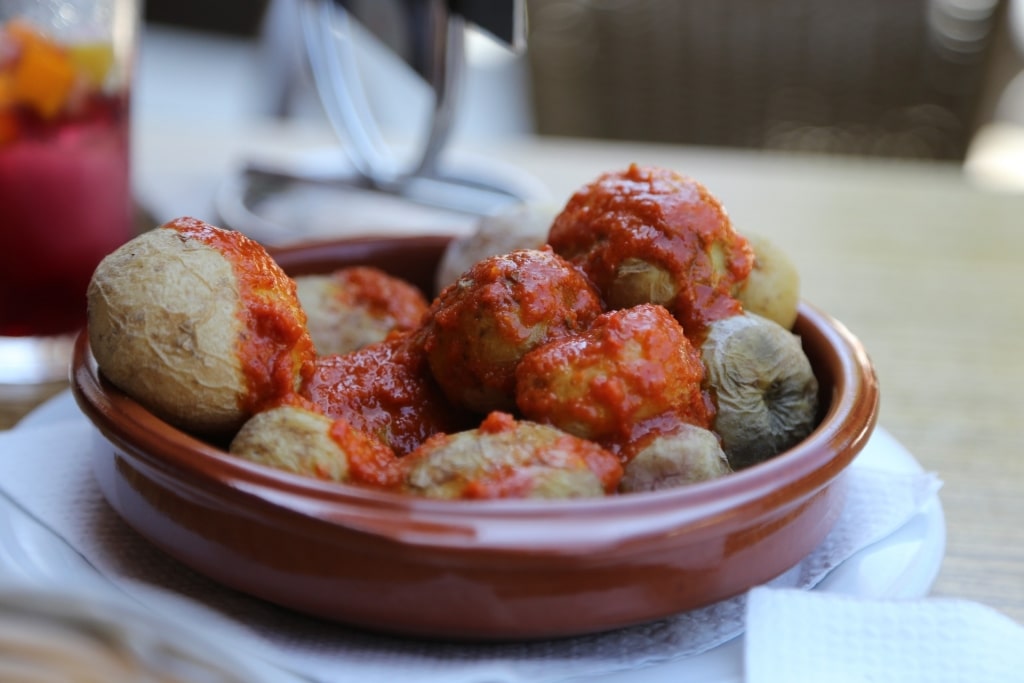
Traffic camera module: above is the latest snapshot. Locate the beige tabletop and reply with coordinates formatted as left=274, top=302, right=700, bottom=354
left=4, top=120, right=1023, bottom=624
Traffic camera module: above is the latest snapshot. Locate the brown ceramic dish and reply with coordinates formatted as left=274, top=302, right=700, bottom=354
left=70, top=235, right=879, bottom=641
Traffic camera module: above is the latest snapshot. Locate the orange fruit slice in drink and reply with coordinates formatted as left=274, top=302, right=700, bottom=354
left=12, top=38, right=75, bottom=118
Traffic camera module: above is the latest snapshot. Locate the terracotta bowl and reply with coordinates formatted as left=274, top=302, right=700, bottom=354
left=70, top=235, right=879, bottom=641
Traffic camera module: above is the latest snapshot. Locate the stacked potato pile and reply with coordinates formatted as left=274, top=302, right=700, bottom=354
left=88, top=165, right=817, bottom=500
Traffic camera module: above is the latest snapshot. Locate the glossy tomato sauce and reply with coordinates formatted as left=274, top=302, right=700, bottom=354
left=302, top=331, right=474, bottom=456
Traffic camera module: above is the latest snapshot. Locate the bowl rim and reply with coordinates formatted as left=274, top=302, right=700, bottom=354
left=71, top=241, right=879, bottom=556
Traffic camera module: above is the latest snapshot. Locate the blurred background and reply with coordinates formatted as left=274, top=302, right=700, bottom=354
left=137, top=0, right=1024, bottom=187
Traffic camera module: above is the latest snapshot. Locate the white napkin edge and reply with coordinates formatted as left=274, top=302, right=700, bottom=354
left=744, top=586, right=1024, bottom=683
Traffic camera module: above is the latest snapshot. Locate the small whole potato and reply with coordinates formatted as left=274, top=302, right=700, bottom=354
left=295, top=266, right=429, bottom=356
left=87, top=217, right=315, bottom=435
left=402, top=411, right=622, bottom=500
left=229, top=404, right=401, bottom=488
left=700, top=312, right=819, bottom=469
left=618, top=423, right=731, bottom=493
left=735, top=233, right=801, bottom=330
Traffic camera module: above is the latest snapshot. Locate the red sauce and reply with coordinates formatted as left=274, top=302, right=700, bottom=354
left=163, top=218, right=315, bottom=414
left=462, top=466, right=539, bottom=499
left=479, top=410, right=517, bottom=434
left=328, top=417, right=403, bottom=489
left=302, top=331, right=474, bottom=455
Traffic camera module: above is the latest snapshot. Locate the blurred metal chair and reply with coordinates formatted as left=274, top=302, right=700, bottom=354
left=526, top=0, right=1006, bottom=160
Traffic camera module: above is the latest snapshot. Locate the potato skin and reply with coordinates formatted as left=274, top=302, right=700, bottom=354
left=619, top=423, right=731, bottom=493
left=230, top=405, right=351, bottom=481
left=230, top=404, right=402, bottom=488
left=735, top=233, right=801, bottom=330
left=700, top=313, right=819, bottom=469
left=435, top=202, right=557, bottom=292
left=87, top=218, right=315, bottom=435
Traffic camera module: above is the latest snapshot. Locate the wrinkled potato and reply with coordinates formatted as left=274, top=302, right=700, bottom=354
left=700, top=313, right=819, bottom=469
left=422, top=248, right=603, bottom=414
left=618, top=423, right=731, bottom=493
left=435, top=201, right=558, bottom=292
left=229, top=404, right=401, bottom=488
left=736, top=233, right=801, bottom=330
left=295, top=266, right=429, bottom=356
left=548, top=164, right=754, bottom=335
left=87, top=218, right=315, bottom=435
left=402, top=412, right=622, bottom=500
left=516, top=304, right=712, bottom=448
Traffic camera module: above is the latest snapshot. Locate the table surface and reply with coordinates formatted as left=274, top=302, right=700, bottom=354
left=3, top=119, right=1023, bottom=624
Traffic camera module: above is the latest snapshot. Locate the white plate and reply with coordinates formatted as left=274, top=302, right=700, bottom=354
left=2, top=391, right=946, bottom=683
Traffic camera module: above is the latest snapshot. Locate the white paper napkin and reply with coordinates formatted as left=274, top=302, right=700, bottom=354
left=746, top=587, right=1024, bottom=683
left=0, top=410, right=940, bottom=683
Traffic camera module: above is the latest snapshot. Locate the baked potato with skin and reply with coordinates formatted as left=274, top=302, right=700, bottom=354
left=295, top=266, right=429, bottom=356
left=700, top=312, right=819, bottom=469
left=422, top=247, right=603, bottom=415
left=229, top=404, right=402, bottom=488
left=735, top=233, right=801, bottom=330
left=402, top=411, right=622, bottom=500
left=618, top=423, right=731, bottom=493
left=515, top=303, right=712, bottom=450
left=87, top=218, right=315, bottom=436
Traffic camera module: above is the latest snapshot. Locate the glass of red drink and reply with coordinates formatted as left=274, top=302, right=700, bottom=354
left=0, top=0, right=136, bottom=387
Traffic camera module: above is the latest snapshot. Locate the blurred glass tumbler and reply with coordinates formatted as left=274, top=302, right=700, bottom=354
left=0, top=0, right=136, bottom=386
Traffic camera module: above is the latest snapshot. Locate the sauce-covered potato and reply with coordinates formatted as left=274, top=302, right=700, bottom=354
left=515, top=304, right=712, bottom=452
left=548, top=164, right=754, bottom=336
left=421, top=247, right=603, bottom=414
left=401, top=411, right=622, bottom=500
left=87, top=218, right=315, bottom=435
left=295, top=266, right=429, bottom=356
left=229, top=404, right=402, bottom=488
